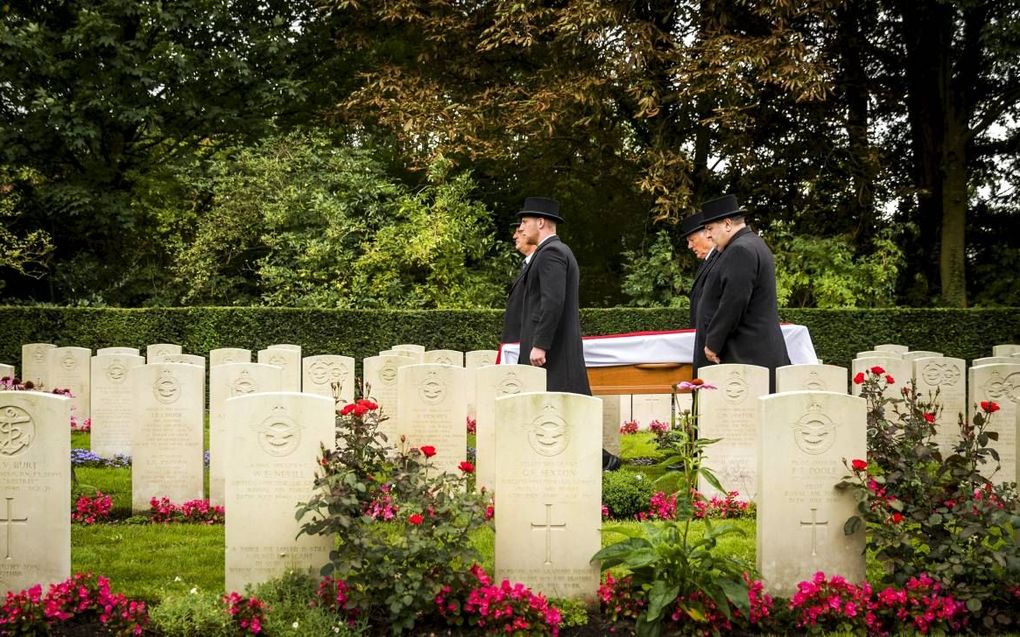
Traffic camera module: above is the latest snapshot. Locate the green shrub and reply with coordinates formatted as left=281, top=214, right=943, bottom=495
left=149, top=588, right=233, bottom=637
left=251, top=571, right=365, bottom=637
left=602, top=470, right=655, bottom=519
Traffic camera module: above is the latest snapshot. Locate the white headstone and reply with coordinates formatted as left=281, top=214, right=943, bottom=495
left=756, top=391, right=866, bottom=597
left=992, top=344, right=1020, bottom=357
left=856, top=350, right=902, bottom=359
left=302, top=355, right=356, bottom=404
left=0, top=391, right=71, bottom=593
left=630, top=394, right=672, bottom=431
left=601, top=395, right=622, bottom=457
left=424, top=350, right=464, bottom=367
left=48, top=347, right=91, bottom=419
left=473, top=365, right=546, bottom=493
left=465, top=350, right=498, bottom=368
left=151, top=353, right=206, bottom=372
left=89, top=354, right=146, bottom=457
left=851, top=357, right=910, bottom=401
left=362, top=355, right=417, bottom=446
left=146, top=343, right=182, bottom=361
left=20, top=344, right=55, bottom=387
left=397, top=365, right=467, bottom=475
left=393, top=344, right=426, bottom=354
left=494, top=392, right=601, bottom=600
left=697, top=364, right=770, bottom=500
left=381, top=349, right=424, bottom=364
left=912, top=357, right=967, bottom=456
left=96, top=347, right=139, bottom=356
left=130, top=364, right=205, bottom=512
left=224, top=392, right=335, bottom=592
left=209, top=364, right=285, bottom=506
left=258, top=348, right=301, bottom=392
left=968, top=363, right=1020, bottom=483
left=0, top=364, right=13, bottom=380
left=210, top=348, right=252, bottom=367
left=874, top=344, right=909, bottom=354
left=268, top=344, right=302, bottom=353
left=902, top=350, right=943, bottom=361
left=775, top=364, right=848, bottom=394
left=973, top=356, right=1018, bottom=367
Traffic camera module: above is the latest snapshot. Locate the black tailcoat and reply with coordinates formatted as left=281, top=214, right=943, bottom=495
left=500, top=261, right=528, bottom=343
left=694, top=226, right=790, bottom=388
left=690, top=248, right=720, bottom=373
left=518, top=236, right=591, bottom=395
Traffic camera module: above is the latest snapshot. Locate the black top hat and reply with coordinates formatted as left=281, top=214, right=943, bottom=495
left=679, top=212, right=705, bottom=238
left=516, top=197, right=565, bottom=224
left=699, top=194, right=745, bottom=224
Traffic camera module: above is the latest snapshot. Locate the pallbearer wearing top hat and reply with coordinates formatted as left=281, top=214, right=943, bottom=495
left=679, top=211, right=718, bottom=333
left=510, top=196, right=621, bottom=471
left=694, top=194, right=790, bottom=391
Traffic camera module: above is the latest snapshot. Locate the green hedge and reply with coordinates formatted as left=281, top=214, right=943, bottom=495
left=1, top=307, right=1018, bottom=373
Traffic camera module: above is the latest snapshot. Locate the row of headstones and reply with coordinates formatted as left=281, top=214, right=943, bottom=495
left=0, top=383, right=874, bottom=602
left=705, top=357, right=1020, bottom=498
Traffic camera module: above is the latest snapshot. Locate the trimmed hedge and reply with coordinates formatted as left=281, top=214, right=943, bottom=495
left=0, top=307, right=1018, bottom=373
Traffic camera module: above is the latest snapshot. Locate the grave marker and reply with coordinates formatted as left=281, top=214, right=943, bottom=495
left=90, top=354, right=146, bottom=457
left=968, top=363, right=1020, bottom=483
left=363, top=355, right=416, bottom=446
left=874, top=344, right=909, bottom=354
left=96, top=347, right=139, bottom=356
left=397, top=365, right=467, bottom=475
left=302, top=355, right=355, bottom=404
left=912, top=357, right=967, bottom=456
left=851, top=357, right=910, bottom=401
left=146, top=344, right=182, bottom=361
left=775, top=364, right=848, bottom=394
left=473, top=365, right=546, bottom=493
left=21, top=344, right=55, bottom=387
left=48, top=347, right=91, bottom=419
left=494, top=392, right=601, bottom=600
left=424, top=350, right=464, bottom=367
left=210, top=348, right=252, bottom=367
left=258, top=348, right=301, bottom=392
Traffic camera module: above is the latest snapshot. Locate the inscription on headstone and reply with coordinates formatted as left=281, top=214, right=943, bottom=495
left=90, top=354, right=146, bottom=457
left=968, top=363, right=1020, bottom=483
left=21, top=344, right=55, bottom=387
left=397, top=365, right=467, bottom=475
left=224, top=392, right=335, bottom=592
left=912, top=357, right=966, bottom=456
left=494, top=392, right=601, bottom=600
left=757, top=391, right=866, bottom=597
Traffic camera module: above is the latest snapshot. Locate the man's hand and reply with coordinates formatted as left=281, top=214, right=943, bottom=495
left=529, top=347, right=547, bottom=367
left=704, top=346, right=721, bottom=364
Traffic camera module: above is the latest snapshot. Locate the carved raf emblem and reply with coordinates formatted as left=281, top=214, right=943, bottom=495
left=724, top=372, right=748, bottom=403
left=268, top=353, right=288, bottom=366
left=153, top=368, right=181, bottom=404
left=0, top=406, right=34, bottom=456
left=418, top=371, right=446, bottom=404
left=791, top=400, right=836, bottom=455
left=60, top=352, right=77, bottom=371
left=252, top=405, right=302, bottom=457
left=378, top=362, right=398, bottom=385
left=497, top=372, right=523, bottom=396
left=804, top=372, right=826, bottom=391
left=230, top=370, right=258, bottom=397
left=105, top=359, right=129, bottom=383
left=527, top=403, right=569, bottom=457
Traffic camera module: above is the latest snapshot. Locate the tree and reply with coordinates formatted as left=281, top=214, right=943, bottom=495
left=0, top=0, right=338, bottom=303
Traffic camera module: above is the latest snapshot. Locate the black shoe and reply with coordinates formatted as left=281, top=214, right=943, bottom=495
left=602, top=449, right=622, bottom=471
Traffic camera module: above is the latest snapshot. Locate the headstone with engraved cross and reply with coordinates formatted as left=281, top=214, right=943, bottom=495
left=697, top=364, right=770, bottom=500
left=0, top=391, right=71, bottom=593
left=968, top=363, right=1020, bottom=483
left=757, top=390, right=866, bottom=597
left=209, top=363, right=284, bottom=507
left=494, top=392, right=601, bottom=600
left=473, top=365, right=546, bottom=493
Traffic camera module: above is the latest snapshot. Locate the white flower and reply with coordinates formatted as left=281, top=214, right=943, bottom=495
left=173, top=576, right=182, bottom=582
left=292, top=621, right=300, bottom=629
left=189, top=587, right=198, bottom=595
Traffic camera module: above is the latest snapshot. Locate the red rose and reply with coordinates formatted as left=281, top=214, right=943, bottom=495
left=408, top=513, right=424, bottom=526
left=853, top=372, right=866, bottom=384
left=923, top=412, right=936, bottom=424
left=458, top=461, right=475, bottom=474
left=691, top=378, right=705, bottom=386
left=891, top=512, right=903, bottom=524
left=981, top=401, right=1000, bottom=413
left=420, top=445, right=437, bottom=458
left=851, top=459, right=868, bottom=471
left=884, top=375, right=895, bottom=385
left=357, top=399, right=379, bottom=410
left=353, top=404, right=368, bottom=417
left=869, top=366, right=885, bottom=375
left=339, top=403, right=356, bottom=416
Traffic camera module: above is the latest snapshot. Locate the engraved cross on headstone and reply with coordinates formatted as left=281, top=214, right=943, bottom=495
left=531, top=503, right=566, bottom=565
left=0, top=497, right=28, bottom=559
left=800, top=507, right=829, bottom=557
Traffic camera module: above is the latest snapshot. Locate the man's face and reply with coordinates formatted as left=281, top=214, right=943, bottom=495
left=518, top=216, right=541, bottom=245
left=512, top=225, right=530, bottom=255
left=686, top=229, right=714, bottom=259
left=703, top=219, right=733, bottom=249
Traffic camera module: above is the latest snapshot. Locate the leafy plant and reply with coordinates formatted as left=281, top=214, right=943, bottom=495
left=296, top=399, right=491, bottom=633
left=593, top=380, right=753, bottom=637
left=602, top=471, right=656, bottom=519
left=838, top=369, right=1020, bottom=631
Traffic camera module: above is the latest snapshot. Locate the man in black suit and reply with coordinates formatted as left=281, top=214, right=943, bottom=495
left=500, top=223, right=535, bottom=344
left=695, top=195, right=790, bottom=390
left=514, top=196, right=621, bottom=470
left=680, top=212, right=719, bottom=375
